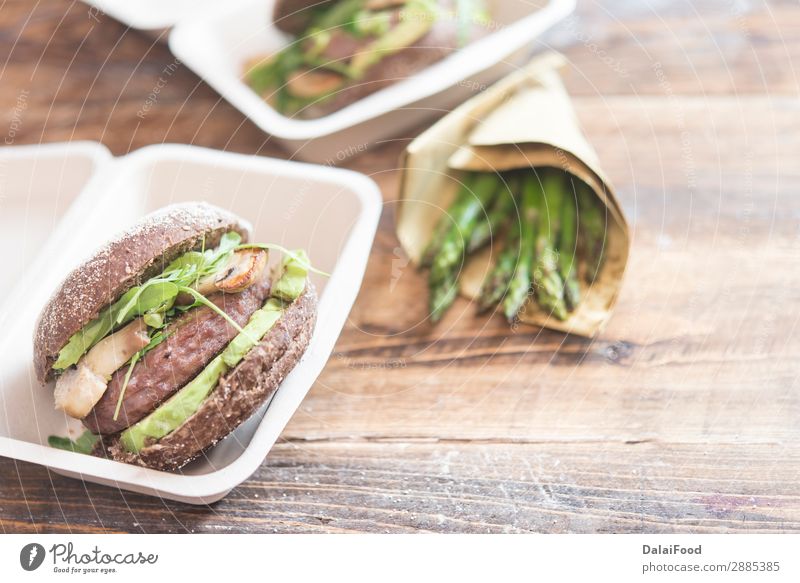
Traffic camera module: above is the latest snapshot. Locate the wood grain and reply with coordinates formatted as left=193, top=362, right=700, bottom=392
left=3, top=442, right=800, bottom=533
left=1, top=0, right=799, bottom=533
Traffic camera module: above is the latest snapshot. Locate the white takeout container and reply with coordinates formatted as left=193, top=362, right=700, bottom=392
left=80, top=0, right=228, bottom=32
left=0, top=142, right=112, bottom=328
left=85, top=0, right=575, bottom=163
left=170, top=0, right=575, bottom=163
left=0, top=142, right=381, bottom=504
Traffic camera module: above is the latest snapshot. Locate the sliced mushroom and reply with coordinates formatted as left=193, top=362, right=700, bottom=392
left=286, top=68, right=345, bottom=99
left=177, top=248, right=269, bottom=304
left=190, top=276, right=219, bottom=299
left=83, top=319, right=150, bottom=380
left=54, top=319, right=150, bottom=420
left=54, top=364, right=108, bottom=419
left=214, top=248, right=268, bottom=293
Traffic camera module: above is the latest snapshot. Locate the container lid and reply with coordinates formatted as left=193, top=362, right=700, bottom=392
left=81, top=0, right=239, bottom=31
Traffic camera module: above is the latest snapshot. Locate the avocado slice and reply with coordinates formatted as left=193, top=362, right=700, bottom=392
left=348, top=1, right=436, bottom=78
left=272, top=250, right=310, bottom=301
left=224, top=299, right=286, bottom=370
left=351, top=8, right=392, bottom=37
left=120, top=355, right=227, bottom=453
left=314, top=0, right=366, bottom=30
left=119, top=251, right=310, bottom=454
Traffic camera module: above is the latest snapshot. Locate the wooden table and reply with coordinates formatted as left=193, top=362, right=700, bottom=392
left=2, top=0, right=799, bottom=533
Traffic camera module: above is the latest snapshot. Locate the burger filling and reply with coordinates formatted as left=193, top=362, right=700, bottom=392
left=245, top=0, right=490, bottom=116
left=119, top=251, right=309, bottom=453
left=48, top=231, right=317, bottom=455
left=83, top=276, right=272, bottom=434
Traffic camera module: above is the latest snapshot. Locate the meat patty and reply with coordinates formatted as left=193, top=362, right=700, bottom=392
left=83, top=274, right=271, bottom=435
left=99, top=284, right=317, bottom=471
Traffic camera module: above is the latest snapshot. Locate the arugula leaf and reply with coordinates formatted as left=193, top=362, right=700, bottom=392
left=48, top=431, right=99, bottom=455
left=246, top=42, right=310, bottom=113
left=162, top=232, right=240, bottom=283
left=143, top=312, right=164, bottom=328
left=115, top=277, right=180, bottom=325
left=211, top=231, right=241, bottom=259
left=164, top=251, right=205, bottom=277
left=52, top=286, right=137, bottom=371
left=136, top=281, right=180, bottom=313
left=113, top=353, right=141, bottom=422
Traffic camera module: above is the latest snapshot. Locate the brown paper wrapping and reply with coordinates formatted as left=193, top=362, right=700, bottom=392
left=396, top=52, right=630, bottom=337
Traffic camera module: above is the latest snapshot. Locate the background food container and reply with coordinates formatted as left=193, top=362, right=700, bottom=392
left=397, top=53, right=630, bottom=337
left=84, top=0, right=575, bottom=163
left=0, top=142, right=381, bottom=504
left=80, top=0, right=224, bottom=32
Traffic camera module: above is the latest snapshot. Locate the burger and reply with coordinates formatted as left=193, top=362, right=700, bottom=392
left=245, top=0, right=492, bottom=118
left=35, top=202, right=318, bottom=471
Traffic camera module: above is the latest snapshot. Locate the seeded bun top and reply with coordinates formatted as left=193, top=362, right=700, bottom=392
left=33, top=202, right=251, bottom=384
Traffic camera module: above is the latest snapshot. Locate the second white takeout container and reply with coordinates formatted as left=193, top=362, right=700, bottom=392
left=0, top=142, right=381, bottom=504
left=80, top=0, right=226, bottom=32
left=84, top=0, right=574, bottom=163
left=169, top=0, right=575, bottom=163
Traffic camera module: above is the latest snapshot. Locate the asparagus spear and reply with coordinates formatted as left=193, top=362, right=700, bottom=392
left=421, top=185, right=470, bottom=268
left=468, top=173, right=519, bottom=253
left=476, top=216, right=520, bottom=313
left=533, top=170, right=568, bottom=321
left=558, top=174, right=581, bottom=311
left=428, top=172, right=499, bottom=322
left=577, top=183, right=607, bottom=283
left=502, top=174, right=537, bottom=321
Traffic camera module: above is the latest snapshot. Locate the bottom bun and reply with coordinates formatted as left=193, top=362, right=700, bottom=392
left=94, top=284, right=317, bottom=472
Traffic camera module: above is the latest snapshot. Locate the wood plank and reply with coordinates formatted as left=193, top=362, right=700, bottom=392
left=2, top=442, right=799, bottom=533
left=552, top=1, right=800, bottom=96
left=281, top=95, right=800, bottom=444
left=1, top=0, right=799, bottom=534
left=2, top=1, right=800, bottom=156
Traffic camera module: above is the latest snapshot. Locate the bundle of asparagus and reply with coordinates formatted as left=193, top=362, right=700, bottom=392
left=420, top=167, right=607, bottom=324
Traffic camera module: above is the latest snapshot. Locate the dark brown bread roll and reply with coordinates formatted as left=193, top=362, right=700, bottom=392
left=36, top=202, right=318, bottom=472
